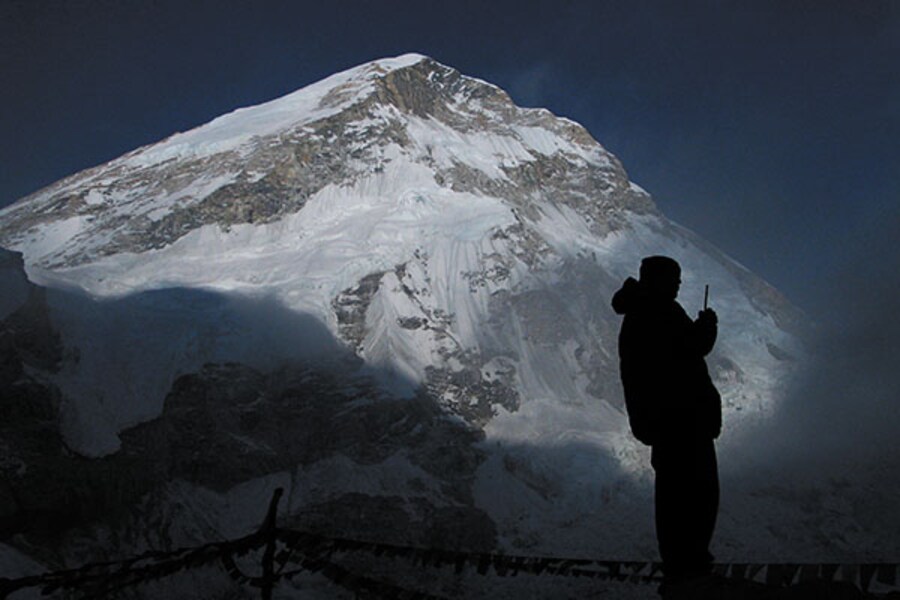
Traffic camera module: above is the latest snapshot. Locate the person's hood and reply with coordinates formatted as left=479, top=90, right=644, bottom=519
left=611, top=277, right=641, bottom=315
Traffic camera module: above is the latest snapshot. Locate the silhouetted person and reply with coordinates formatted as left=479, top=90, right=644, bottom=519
left=612, top=255, right=722, bottom=593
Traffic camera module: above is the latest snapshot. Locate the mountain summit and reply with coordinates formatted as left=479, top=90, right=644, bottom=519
left=0, top=55, right=807, bottom=587
left=0, top=53, right=651, bottom=270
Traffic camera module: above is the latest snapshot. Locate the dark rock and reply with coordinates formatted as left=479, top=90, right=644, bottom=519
left=333, top=271, right=386, bottom=351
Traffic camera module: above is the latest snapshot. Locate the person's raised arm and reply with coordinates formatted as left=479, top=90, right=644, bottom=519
left=689, top=308, right=718, bottom=356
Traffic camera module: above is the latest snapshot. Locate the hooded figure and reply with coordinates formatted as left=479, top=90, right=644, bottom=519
left=612, top=257, right=721, bottom=444
left=612, top=255, right=722, bottom=590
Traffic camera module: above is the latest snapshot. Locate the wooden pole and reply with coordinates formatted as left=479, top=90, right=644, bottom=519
left=260, top=488, right=284, bottom=600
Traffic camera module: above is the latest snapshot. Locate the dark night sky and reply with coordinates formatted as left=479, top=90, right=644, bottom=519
left=1, top=0, right=897, bottom=320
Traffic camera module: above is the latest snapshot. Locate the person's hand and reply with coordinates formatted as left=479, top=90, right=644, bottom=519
left=697, top=308, right=717, bottom=325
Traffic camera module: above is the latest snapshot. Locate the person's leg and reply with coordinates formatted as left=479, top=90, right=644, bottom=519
left=652, top=444, right=687, bottom=581
left=695, top=439, right=719, bottom=567
left=652, top=440, right=719, bottom=582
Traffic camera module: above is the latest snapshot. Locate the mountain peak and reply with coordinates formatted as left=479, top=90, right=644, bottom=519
left=124, top=53, right=447, bottom=166
left=0, top=54, right=652, bottom=270
left=365, top=52, right=432, bottom=70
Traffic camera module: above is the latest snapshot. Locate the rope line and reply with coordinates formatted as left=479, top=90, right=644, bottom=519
left=1, top=488, right=896, bottom=598
left=279, top=555, right=451, bottom=600
left=219, top=531, right=450, bottom=599
left=0, top=531, right=266, bottom=599
left=274, top=528, right=665, bottom=584
left=3, top=528, right=897, bottom=598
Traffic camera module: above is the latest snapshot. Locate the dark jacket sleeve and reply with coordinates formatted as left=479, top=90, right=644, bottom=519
left=686, top=312, right=717, bottom=357
left=650, top=304, right=721, bottom=442
left=682, top=310, right=721, bottom=440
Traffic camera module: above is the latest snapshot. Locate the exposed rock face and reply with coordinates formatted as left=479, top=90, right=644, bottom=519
left=120, top=360, right=496, bottom=551
left=0, top=297, right=495, bottom=558
left=333, top=271, right=387, bottom=351
left=0, top=256, right=68, bottom=540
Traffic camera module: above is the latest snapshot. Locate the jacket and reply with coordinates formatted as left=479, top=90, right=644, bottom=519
left=612, top=277, right=722, bottom=446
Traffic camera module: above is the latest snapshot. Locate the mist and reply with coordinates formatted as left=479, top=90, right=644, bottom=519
left=714, top=213, right=900, bottom=559
left=749, top=213, right=899, bottom=470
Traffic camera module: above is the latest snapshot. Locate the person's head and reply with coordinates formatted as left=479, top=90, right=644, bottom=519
left=639, top=255, right=681, bottom=300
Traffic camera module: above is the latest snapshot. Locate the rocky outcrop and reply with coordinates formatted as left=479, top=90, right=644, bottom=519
left=0, top=258, right=68, bottom=540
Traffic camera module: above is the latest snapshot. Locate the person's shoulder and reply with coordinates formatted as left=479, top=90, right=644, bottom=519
left=672, top=300, right=690, bottom=317
left=659, top=300, right=692, bottom=326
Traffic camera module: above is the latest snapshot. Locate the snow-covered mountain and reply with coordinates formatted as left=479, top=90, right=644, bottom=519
left=0, top=54, right=815, bottom=594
